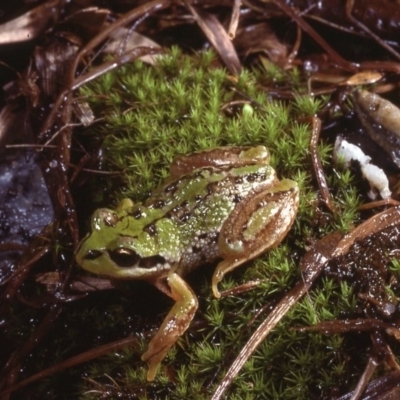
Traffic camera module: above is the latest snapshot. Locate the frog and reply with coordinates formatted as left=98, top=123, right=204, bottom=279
left=75, top=145, right=299, bottom=381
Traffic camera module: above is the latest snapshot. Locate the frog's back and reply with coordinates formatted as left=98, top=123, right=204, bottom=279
left=143, top=164, right=277, bottom=275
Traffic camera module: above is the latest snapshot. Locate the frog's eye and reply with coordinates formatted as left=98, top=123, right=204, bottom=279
left=109, top=248, right=139, bottom=267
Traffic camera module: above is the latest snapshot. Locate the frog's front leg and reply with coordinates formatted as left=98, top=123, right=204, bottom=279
left=212, top=179, right=299, bottom=298
left=142, top=272, right=198, bottom=381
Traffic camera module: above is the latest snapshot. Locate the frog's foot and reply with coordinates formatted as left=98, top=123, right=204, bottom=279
left=212, top=179, right=299, bottom=298
left=212, top=259, right=243, bottom=298
left=142, top=272, right=198, bottom=381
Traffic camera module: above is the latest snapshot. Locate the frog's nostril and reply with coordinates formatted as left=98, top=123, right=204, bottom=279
left=84, top=250, right=102, bottom=260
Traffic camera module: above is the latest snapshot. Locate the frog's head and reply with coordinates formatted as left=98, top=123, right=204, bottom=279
left=76, top=208, right=175, bottom=280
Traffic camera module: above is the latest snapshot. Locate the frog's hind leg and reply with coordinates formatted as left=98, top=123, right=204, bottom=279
left=212, top=179, right=299, bottom=298
left=142, top=273, right=198, bottom=380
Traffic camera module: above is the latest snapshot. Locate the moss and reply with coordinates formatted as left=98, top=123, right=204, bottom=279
left=71, top=47, right=380, bottom=399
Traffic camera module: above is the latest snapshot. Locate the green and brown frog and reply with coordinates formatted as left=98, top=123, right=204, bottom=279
left=76, top=146, right=299, bottom=380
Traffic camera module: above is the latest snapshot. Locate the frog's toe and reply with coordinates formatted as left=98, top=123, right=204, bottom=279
left=142, top=350, right=161, bottom=381
left=211, top=271, right=223, bottom=298
left=145, top=362, right=159, bottom=381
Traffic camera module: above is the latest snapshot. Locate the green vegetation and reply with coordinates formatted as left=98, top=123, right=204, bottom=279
left=70, top=48, right=375, bottom=398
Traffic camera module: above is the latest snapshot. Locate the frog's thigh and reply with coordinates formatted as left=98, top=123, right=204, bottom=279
left=169, top=145, right=270, bottom=178
left=212, top=179, right=299, bottom=298
left=142, top=272, right=198, bottom=381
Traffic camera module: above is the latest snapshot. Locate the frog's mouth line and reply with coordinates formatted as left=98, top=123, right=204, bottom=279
left=81, top=248, right=172, bottom=279
left=108, top=249, right=166, bottom=271
left=82, top=248, right=166, bottom=269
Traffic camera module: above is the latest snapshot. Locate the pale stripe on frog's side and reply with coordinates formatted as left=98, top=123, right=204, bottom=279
left=75, top=146, right=299, bottom=381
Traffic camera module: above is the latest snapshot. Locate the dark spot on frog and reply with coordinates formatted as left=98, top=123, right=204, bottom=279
left=144, top=223, right=157, bottom=236
left=195, top=194, right=202, bottom=203
left=165, top=202, right=191, bottom=222
left=165, top=205, right=181, bottom=220
left=152, top=199, right=165, bottom=208
left=233, top=194, right=242, bottom=203
left=246, top=173, right=260, bottom=182
left=103, top=212, right=118, bottom=227
left=180, top=212, right=190, bottom=222
left=164, top=182, right=178, bottom=193
left=139, top=255, right=166, bottom=269
left=234, top=176, right=243, bottom=184
left=191, top=245, right=201, bottom=253
left=171, top=205, right=181, bottom=214
left=132, top=209, right=142, bottom=219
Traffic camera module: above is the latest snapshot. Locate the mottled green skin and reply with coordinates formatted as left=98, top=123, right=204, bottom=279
left=76, top=162, right=277, bottom=280
left=75, top=146, right=299, bottom=381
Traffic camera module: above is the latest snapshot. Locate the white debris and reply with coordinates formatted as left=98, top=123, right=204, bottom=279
left=334, top=137, right=391, bottom=200
left=333, top=138, right=371, bottom=167
left=361, top=163, right=392, bottom=200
